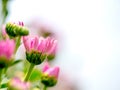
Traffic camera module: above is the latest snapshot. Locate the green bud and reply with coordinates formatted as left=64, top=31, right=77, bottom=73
left=5, top=22, right=29, bottom=37
left=41, top=74, right=57, bottom=87
left=47, top=54, right=55, bottom=61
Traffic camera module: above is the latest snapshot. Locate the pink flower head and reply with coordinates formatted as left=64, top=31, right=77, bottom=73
left=23, top=36, right=57, bottom=64
left=23, top=36, right=57, bottom=54
left=42, top=62, right=59, bottom=79
left=23, top=36, right=48, bottom=65
left=41, top=62, right=60, bottom=86
left=9, top=77, right=30, bottom=90
left=0, top=39, right=15, bottom=59
left=45, top=37, right=57, bottom=56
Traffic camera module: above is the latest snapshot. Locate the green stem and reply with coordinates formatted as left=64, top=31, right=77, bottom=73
left=15, top=36, right=21, bottom=53
left=24, top=63, right=35, bottom=82
left=3, top=67, right=7, bottom=77
left=0, top=69, right=3, bottom=86
left=43, top=85, right=47, bottom=90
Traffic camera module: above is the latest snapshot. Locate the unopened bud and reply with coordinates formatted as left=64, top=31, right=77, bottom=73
left=41, top=63, right=59, bottom=87
left=5, top=22, right=29, bottom=37
left=8, top=77, right=30, bottom=90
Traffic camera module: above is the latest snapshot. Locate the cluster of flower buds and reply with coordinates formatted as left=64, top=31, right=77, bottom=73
left=5, top=22, right=29, bottom=37
left=0, top=21, right=60, bottom=90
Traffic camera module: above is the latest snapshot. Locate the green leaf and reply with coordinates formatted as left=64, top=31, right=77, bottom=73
left=0, top=83, right=8, bottom=88
left=29, top=69, right=42, bottom=82
left=10, top=59, right=23, bottom=67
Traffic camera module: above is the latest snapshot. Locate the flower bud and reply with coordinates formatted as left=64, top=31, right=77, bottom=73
left=0, top=39, right=15, bottom=68
left=41, top=63, right=59, bottom=87
left=8, top=77, right=30, bottom=90
left=45, top=37, right=57, bottom=61
left=5, top=22, right=29, bottom=37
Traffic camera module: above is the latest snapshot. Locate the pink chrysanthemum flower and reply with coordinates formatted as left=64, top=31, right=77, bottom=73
left=45, top=37, right=57, bottom=60
left=0, top=39, right=15, bottom=68
left=23, top=36, right=57, bottom=65
left=43, top=62, right=59, bottom=78
left=8, top=77, right=30, bottom=90
left=41, top=62, right=60, bottom=87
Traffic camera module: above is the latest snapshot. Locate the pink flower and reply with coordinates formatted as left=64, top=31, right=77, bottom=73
left=8, top=77, right=30, bottom=90
left=0, top=39, right=15, bottom=59
left=45, top=37, right=57, bottom=56
left=42, top=62, right=59, bottom=79
left=23, top=36, right=47, bottom=64
left=23, top=36, right=57, bottom=64
left=41, top=62, right=60, bottom=87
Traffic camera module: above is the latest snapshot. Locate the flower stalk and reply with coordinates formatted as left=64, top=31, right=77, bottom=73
left=15, top=36, right=21, bottom=53
left=0, top=69, right=2, bottom=86
left=43, top=85, right=47, bottom=90
left=24, top=63, right=35, bottom=82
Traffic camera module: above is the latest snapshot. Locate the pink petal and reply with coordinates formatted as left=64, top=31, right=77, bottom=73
left=42, top=62, right=50, bottom=72
left=23, top=36, right=31, bottom=52
left=2, top=25, right=7, bottom=36
left=0, top=39, right=15, bottom=59
left=5, top=40, right=15, bottom=58
left=45, top=66, right=59, bottom=78
left=37, top=37, right=46, bottom=53
left=47, top=40, right=57, bottom=55
left=30, top=36, right=39, bottom=50
left=18, top=21, right=24, bottom=26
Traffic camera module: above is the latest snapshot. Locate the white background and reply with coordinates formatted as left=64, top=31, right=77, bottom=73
left=7, top=0, right=120, bottom=90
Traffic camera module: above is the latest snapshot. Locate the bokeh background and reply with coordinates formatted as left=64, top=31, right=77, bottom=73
left=2, top=0, right=120, bottom=90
